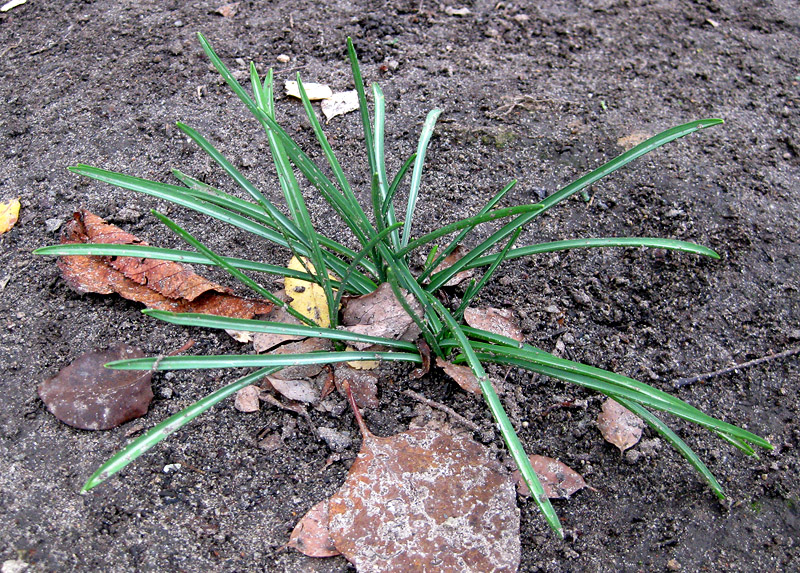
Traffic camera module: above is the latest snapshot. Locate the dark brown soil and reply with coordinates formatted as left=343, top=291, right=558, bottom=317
left=1, top=1, right=798, bottom=571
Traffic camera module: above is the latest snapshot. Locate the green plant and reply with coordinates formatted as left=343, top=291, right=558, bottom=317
left=36, top=34, right=772, bottom=538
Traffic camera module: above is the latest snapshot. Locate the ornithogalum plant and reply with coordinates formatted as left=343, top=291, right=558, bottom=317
left=36, top=34, right=772, bottom=538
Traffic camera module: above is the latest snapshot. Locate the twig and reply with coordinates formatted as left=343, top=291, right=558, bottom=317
left=403, top=389, right=482, bottom=433
left=673, top=345, right=800, bottom=388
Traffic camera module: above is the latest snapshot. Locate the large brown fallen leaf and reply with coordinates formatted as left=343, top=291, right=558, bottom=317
left=464, top=307, right=523, bottom=342
left=58, top=211, right=273, bottom=318
left=288, top=500, right=340, bottom=558
left=341, top=283, right=422, bottom=349
left=437, top=357, right=481, bottom=395
left=290, top=385, right=521, bottom=572
left=39, top=344, right=153, bottom=430
left=513, top=455, right=590, bottom=499
left=597, top=398, right=644, bottom=452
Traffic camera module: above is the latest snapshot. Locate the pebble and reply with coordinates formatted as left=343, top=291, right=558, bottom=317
left=1, top=560, right=28, bottom=573
left=163, top=463, right=182, bottom=473
left=45, top=218, right=62, bottom=233
left=276, top=54, right=290, bottom=63
left=318, top=427, right=352, bottom=452
left=667, top=558, right=681, bottom=571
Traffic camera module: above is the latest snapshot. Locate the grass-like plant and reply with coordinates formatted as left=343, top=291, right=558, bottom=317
left=36, top=34, right=772, bottom=538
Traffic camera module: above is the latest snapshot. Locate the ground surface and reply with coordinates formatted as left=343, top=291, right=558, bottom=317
left=1, top=1, right=798, bottom=571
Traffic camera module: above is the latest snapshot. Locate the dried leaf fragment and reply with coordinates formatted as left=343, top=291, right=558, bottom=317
left=438, top=357, right=481, bottom=395
left=597, top=398, right=644, bottom=452
left=288, top=499, right=340, bottom=558
left=252, top=305, right=305, bottom=352
left=285, top=81, right=333, bottom=101
left=39, top=344, right=153, bottom=430
left=58, top=211, right=273, bottom=319
left=464, top=307, right=523, bottom=342
left=341, top=282, right=422, bottom=348
left=431, top=245, right=475, bottom=287
left=321, top=90, right=359, bottom=121
left=334, top=364, right=379, bottom=409
left=325, top=425, right=521, bottom=572
left=0, top=198, right=20, bottom=234
left=234, top=385, right=260, bottom=412
left=513, top=455, right=590, bottom=499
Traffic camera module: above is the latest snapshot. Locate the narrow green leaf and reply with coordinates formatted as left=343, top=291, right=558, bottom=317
left=615, top=398, right=726, bottom=499
left=142, top=309, right=419, bottom=351
left=463, top=237, right=720, bottom=270
left=419, top=180, right=517, bottom=283
left=401, top=108, right=442, bottom=248
left=427, top=295, right=564, bottom=538
left=151, top=210, right=316, bottom=326
left=105, top=351, right=423, bottom=371
left=346, top=37, right=377, bottom=178
left=382, top=152, right=417, bottom=216
left=82, top=366, right=279, bottom=491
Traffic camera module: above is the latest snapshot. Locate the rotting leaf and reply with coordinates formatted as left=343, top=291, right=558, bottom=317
left=267, top=376, right=320, bottom=404
left=39, top=344, right=153, bottom=431
left=597, top=398, right=644, bottom=452
left=345, top=345, right=379, bottom=370
left=288, top=499, right=341, bottom=558
left=300, top=383, right=521, bottom=572
left=285, top=81, right=333, bottom=101
left=409, top=340, right=432, bottom=379
left=58, top=211, right=274, bottom=319
left=341, top=282, right=422, bottom=348
left=513, top=455, right=590, bottom=499
left=324, top=426, right=520, bottom=571
left=284, top=256, right=332, bottom=328
left=321, top=90, right=359, bottom=122
left=431, top=245, right=475, bottom=287
left=334, top=364, right=379, bottom=409
left=271, top=337, right=332, bottom=380
left=464, top=307, right=523, bottom=342
left=0, top=197, right=20, bottom=234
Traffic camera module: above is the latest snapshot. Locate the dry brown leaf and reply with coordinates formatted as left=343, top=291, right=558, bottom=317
left=437, top=357, right=482, bottom=395
left=58, top=211, right=274, bottom=318
left=325, top=423, right=520, bottom=572
left=0, top=197, right=20, bottom=234
left=234, top=385, right=260, bottom=412
left=431, top=245, right=475, bottom=287
left=513, top=455, right=590, bottom=499
left=597, top=398, right=644, bottom=452
left=334, top=364, right=379, bottom=409
left=463, top=307, right=523, bottom=342
left=271, top=338, right=332, bottom=380
left=38, top=344, right=153, bottom=430
left=288, top=499, right=340, bottom=558
left=341, top=282, right=422, bottom=348
left=252, top=305, right=306, bottom=352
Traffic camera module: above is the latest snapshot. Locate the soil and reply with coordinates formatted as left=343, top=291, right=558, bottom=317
left=1, top=1, right=798, bottom=571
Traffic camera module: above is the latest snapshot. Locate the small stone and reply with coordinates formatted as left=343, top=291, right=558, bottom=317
left=163, top=463, right=182, bottom=473
left=387, top=59, right=399, bottom=71
left=667, top=558, right=681, bottom=571
left=276, top=54, right=290, bottom=63
left=173, top=19, right=183, bottom=27
left=158, top=386, right=173, bottom=399
left=625, top=449, right=642, bottom=464
left=2, top=560, right=29, bottom=573
left=45, top=218, right=62, bottom=233
left=317, top=427, right=352, bottom=452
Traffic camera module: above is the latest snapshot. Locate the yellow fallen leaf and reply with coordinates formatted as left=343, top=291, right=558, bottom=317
left=345, top=346, right=379, bottom=370
left=0, top=198, right=20, bottom=234
left=284, top=256, right=333, bottom=328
